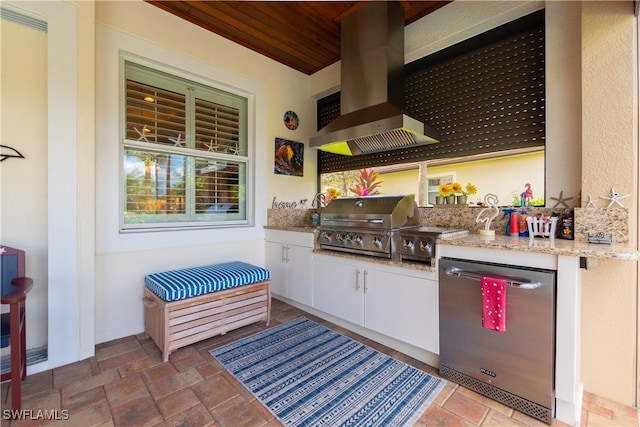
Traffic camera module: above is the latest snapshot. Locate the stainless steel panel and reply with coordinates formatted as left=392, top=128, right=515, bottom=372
left=439, top=257, right=555, bottom=415
left=319, top=228, right=391, bottom=258
left=320, top=195, right=419, bottom=230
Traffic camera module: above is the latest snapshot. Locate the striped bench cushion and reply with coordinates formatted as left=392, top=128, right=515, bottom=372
left=144, top=261, right=271, bottom=302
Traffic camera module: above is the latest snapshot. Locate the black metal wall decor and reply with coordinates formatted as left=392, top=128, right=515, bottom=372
left=0, top=145, right=25, bottom=162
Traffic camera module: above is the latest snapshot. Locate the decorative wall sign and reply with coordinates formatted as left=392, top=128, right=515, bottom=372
left=0, top=145, right=25, bottom=162
left=283, top=110, right=299, bottom=130
left=274, top=138, right=303, bottom=177
left=271, top=197, right=308, bottom=209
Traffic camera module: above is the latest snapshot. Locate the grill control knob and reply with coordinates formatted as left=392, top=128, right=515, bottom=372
left=403, top=239, right=414, bottom=250
left=353, top=235, right=363, bottom=244
left=372, top=237, right=382, bottom=247
left=419, top=241, right=432, bottom=252
left=336, top=233, right=345, bottom=242
left=321, top=232, right=331, bottom=241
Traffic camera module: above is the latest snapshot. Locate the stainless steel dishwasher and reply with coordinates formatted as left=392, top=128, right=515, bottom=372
left=439, top=257, right=556, bottom=424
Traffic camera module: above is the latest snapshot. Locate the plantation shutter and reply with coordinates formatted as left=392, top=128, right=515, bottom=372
left=122, top=61, right=249, bottom=228
left=125, top=65, right=187, bottom=146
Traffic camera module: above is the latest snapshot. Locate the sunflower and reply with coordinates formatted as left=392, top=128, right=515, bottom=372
left=451, top=182, right=463, bottom=194
left=464, top=182, right=478, bottom=196
left=439, top=183, right=452, bottom=197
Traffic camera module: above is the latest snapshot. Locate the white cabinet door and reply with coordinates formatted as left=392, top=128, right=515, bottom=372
left=313, top=256, right=363, bottom=326
left=286, top=244, right=314, bottom=306
left=364, top=268, right=439, bottom=353
left=265, top=241, right=288, bottom=297
left=265, top=231, right=314, bottom=306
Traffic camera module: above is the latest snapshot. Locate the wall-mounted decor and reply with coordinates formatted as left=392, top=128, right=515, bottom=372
left=274, top=138, right=303, bottom=177
left=283, top=110, right=299, bottom=130
left=0, top=145, right=25, bottom=162
left=600, top=187, right=629, bottom=208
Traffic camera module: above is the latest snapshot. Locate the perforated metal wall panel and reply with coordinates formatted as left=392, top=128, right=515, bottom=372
left=318, top=11, right=545, bottom=173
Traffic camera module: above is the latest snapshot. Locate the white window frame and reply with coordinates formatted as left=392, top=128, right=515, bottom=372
left=119, top=58, right=253, bottom=232
left=426, top=172, right=456, bottom=205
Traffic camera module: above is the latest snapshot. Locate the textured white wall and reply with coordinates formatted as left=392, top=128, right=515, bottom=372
left=94, top=0, right=317, bottom=343
left=1, top=18, right=49, bottom=349
left=579, top=1, right=638, bottom=406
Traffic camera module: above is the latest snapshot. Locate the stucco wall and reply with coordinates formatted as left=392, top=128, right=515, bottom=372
left=377, top=152, right=545, bottom=206
left=579, top=1, right=638, bottom=406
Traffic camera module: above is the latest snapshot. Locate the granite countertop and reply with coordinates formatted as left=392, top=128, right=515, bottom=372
left=264, top=226, right=640, bottom=261
left=440, top=234, right=640, bottom=261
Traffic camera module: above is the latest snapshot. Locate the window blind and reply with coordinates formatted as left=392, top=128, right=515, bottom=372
left=123, top=61, right=248, bottom=229
left=125, top=80, right=186, bottom=145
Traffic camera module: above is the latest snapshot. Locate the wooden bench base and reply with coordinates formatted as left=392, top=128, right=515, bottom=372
left=143, top=281, right=270, bottom=362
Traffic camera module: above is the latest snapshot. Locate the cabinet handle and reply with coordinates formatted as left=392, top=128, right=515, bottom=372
left=356, top=269, right=361, bottom=291
left=284, top=245, right=290, bottom=263
left=364, top=270, right=368, bottom=293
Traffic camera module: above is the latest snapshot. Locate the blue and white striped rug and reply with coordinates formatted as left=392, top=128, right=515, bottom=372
left=211, top=317, right=445, bottom=426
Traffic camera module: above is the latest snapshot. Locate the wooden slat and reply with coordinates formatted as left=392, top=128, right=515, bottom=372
left=169, top=310, right=267, bottom=350
left=169, top=304, right=267, bottom=340
left=169, top=294, right=267, bottom=327
left=167, top=289, right=267, bottom=320
left=144, top=1, right=450, bottom=75
left=144, top=281, right=270, bottom=362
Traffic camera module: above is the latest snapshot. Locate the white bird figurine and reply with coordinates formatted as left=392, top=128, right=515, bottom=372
left=475, top=194, right=500, bottom=236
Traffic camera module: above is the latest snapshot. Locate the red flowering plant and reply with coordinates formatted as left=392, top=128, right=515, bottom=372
left=349, top=168, right=383, bottom=196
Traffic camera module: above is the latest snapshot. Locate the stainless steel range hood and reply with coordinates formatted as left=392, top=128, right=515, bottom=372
left=310, top=1, right=439, bottom=156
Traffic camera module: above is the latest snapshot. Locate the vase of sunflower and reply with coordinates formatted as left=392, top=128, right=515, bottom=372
left=438, top=183, right=454, bottom=204
left=451, top=182, right=477, bottom=205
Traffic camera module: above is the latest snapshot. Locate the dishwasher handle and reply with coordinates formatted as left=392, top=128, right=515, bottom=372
left=444, top=267, right=541, bottom=289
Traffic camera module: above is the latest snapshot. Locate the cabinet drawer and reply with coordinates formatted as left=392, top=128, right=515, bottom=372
left=265, top=229, right=315, bottom=247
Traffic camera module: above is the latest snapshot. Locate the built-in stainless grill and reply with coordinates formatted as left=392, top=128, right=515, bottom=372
left=318, top=195, right=469, bottom=264
left=318, top=195, right=419, bottom=259
left=396, top=226, right=469, bottom=265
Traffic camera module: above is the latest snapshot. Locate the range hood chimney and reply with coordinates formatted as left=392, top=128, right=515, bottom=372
left=310, top=1, right=439, bottom=156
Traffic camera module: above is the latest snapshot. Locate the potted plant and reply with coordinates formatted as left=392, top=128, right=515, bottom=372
left=438, top=183, right=454, bottom=204
left=349, top=168, right=383, bottom=196
left=452, top=182, right=477, bottom=205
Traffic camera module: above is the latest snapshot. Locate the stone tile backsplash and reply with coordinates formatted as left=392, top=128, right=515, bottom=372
left=267, top=206, right=630, bottom=243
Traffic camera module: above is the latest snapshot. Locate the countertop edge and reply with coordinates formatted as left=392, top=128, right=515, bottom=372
left=439, top=235, right=640, bottom=261
left=264, top=226, right=640, bottom=261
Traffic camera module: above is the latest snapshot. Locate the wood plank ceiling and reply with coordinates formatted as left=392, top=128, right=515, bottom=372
left=145, top=1, right=450, bottom=75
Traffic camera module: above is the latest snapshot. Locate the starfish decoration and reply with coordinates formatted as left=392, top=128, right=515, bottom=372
left=584, top=195, right=598, bottom=209
left=550, top=190, right=574, bottom=208
left=227, top=143, right=240, bottom=155
left=0, top=247, right=6, bottom=254
left=205, top=139, right=219, bottom=152
left=133, top=126, right=155, bottom=142
left=600, top=187, right=630, bottom=208
left=168, top=133, right=183, bottom=147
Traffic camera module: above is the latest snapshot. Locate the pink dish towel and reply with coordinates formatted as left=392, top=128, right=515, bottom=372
left=481, top=277, right=507, bottom=332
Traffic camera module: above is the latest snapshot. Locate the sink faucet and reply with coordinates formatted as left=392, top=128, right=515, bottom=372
left=311, top=192, right=326, bottom=209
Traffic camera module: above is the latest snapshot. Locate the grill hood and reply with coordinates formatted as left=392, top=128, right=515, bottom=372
left=310, top=1, right=439, bottom=156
